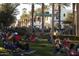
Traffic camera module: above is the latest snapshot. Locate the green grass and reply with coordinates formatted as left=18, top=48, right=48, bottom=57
left=30, top=40, right=53, bottom=56
left=0, top=39, right=53, bottom=56
left=0, top=38, right=79, bottom=56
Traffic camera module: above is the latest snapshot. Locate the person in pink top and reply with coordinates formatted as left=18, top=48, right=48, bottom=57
left=14, top=32, right=21, bottom=42
left=15, top=35, right=21, bottom=41
left=63, top=38, right=71, bottom=50
left=29, top=33, right=36, bottom=43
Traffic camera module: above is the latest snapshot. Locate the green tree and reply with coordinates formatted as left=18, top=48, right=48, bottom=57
left=58, top=3, right=70, bottom=30
left=49, top=3, right=70, bottom=30
left=0, top=3, right=19, bottom=27
left=64, top=13, right=74, bottom=24
left=76, top=4, right=79, bottom=36
left=63, top=12, right=76, bottom=35
left=34, top=3, right=49, bottom=32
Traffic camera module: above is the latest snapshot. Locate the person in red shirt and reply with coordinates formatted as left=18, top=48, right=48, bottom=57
left=15, top=35, right=21, bottom=41
left=14, top=32, right=21, bottom=42
left=29, top=33, right=36, bottom=43
left=13, top=32, right=21, bottom=49
left=63, top=38, right=71, bottom=50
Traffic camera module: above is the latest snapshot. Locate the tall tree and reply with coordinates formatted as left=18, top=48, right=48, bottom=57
left=0, top=3, right=19, bottom=27
left=41, top=3, right=44, bottom=32
left=64, top=13, right=74, bottom=23
left=63, top=13, right=75, bottom=35
left=58, top=3, right=70, bottom=31
left=58, top=3, right=61, bottom=31
left=72, top=3, right=76, bottom=35
left=49, top=3, right=70, bottom=31
left=51, top=3, right=55, bottom=45
left=31, top=3, right=34, bottom=32
left=73, top=3, right=75, bottom=24
left=76, top=3, right=79, bottom=36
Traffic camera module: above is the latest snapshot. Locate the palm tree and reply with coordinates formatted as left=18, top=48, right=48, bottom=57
left=73, top=3, right=75, bottom=24
left=58, top=3, right=61, bottom=31
left=58, top=3, right=70, bottom=32
left=34, top=3, right=50, bottom=32
left=51, top=3, right=55, bottom=34
left=49, top=3, right=70, bottom=32
left=41, top=3, right=44, bottom=32
left=51, top=3, right=55, bottom=45
left=76, top=3, right=79, bottom=36
left=31, top=3, right=34, bottom=32
left=72, top=3, right=76, bottom=35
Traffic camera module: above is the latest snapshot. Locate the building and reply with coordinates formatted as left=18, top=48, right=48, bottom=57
left=17, top=8, right=30, bottom=27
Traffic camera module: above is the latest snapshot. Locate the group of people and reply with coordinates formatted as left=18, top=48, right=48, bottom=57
left=0, top=28, right=79, bottom=56
left=0, top=30, right=36, bottom=52
left=54, top=36, right=79, bottom=56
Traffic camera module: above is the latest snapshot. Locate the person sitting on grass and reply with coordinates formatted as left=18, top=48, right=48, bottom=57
left=21, top=32, right=29, bottom=41
left=14, top=32, right=21, bottom=42
left=67, top=43, right=77, bottom=56
left=3, top=32, right=17, bottom=51
left=22, top=40, right=30, bottom=51
left=3, top=32, right=11, bottom=49
left=47, top=33, right=52, bottom=44
left=63, top=38, right=71, bottom=51
left=15, top=40, right=30, bottom=51
left=29, top=32, right=36, bottom=43
left=12, top=32, right=30, bottom=52
left=75, top=43, right=79, bottom=55
left=8, top=32, right=21, bottom=51
left=54, top=37, right=62, bottom=54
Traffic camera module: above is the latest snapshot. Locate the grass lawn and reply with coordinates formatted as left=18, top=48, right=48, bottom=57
left=29, top=39, right=54, bottom=56
left=0, top=39, right=54, bottom=56
left=0, top=38, right=77, bottom=56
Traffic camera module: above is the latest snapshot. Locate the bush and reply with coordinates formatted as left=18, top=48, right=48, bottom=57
left=53, top=35, right=79, bottom=41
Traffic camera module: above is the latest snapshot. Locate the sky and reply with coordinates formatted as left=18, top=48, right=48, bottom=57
left=16, top=3, right=42, bottom=19
left=16, top=3, right=72, bottom=20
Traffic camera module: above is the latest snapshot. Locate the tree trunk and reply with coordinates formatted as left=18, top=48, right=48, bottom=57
left=31, top=3, right=34, bottom=32
left=58, top=3, right=61, bottom=32
left=72, top=3, right=75, bottom=35
left=51, top=3, right=55, bottom=45
left=76, top=3, right=79, bottom=36
left=41, top=3, right=44, bottom=32
left=73, top=3, right=75, bottom=24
